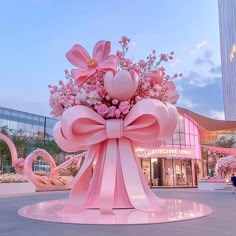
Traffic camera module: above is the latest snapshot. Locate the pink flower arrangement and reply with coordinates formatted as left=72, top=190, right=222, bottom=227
left=207, top=149, right=226, bottom=170
left=198, top=176, right=225, bottom=183
left=215, top=155, right=236, bottom=178
left=49, top=36, right=182, bottom=118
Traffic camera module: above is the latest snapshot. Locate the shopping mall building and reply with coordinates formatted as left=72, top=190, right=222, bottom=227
left=1, top=106, right=236, bottom=187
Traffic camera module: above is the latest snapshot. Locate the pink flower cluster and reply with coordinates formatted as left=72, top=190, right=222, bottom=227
left=49, top=36, right=182, bottom=118
left=198, top=176, right=225, bottom=183
left=48, top=72, right=79, bottom=117
left=215, top=155, right=236, bottom=178
left=207, top=149, right=226, bottom=169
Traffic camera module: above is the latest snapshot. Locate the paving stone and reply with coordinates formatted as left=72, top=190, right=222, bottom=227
left=0, top=189, right=235, bottom=236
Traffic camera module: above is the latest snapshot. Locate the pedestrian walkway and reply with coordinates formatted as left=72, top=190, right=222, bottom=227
left=0, top=189, right=235, bottom=236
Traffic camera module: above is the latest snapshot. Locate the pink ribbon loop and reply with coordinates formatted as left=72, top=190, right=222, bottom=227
left=54, top=99, right=178, bottom=214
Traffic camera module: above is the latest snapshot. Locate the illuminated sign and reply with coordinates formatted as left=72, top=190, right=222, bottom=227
left=156, top=149, right=192, bottom=155
left=136, top=147, right=195, bottom=159
left=230, top=43, right=236, bottom=62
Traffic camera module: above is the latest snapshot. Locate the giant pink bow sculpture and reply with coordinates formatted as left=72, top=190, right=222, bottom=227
left=54, top=99, right=178, bottom=214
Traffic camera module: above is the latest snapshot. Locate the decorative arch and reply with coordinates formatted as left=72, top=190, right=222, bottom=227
left=24, top=149, right=87, bottom=191
left=215, top=155, right=236, bottom=178
left=0, top=132, right=18, bottom=167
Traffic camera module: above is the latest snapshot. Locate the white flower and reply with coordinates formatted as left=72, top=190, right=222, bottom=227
left=87, top=91, right=102, bottom=105
left=76, top=88, right=87, bottom=103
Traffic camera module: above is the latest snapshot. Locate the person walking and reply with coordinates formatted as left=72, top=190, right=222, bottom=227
left=231, top=173, right=236, bottom=194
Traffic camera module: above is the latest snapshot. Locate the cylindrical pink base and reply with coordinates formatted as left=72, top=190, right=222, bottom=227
left=18, top=198, right=212, bottom=225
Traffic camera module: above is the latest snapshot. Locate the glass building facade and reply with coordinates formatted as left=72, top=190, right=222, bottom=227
left=138, top=114, right=205, bottom=187
left=218, top=0, right=236, bottom=120
left=0, top=107, right=58, bottom=139
left=1, top=106, right=236, bottom=187
left=0, top=107, right=58, bottom=173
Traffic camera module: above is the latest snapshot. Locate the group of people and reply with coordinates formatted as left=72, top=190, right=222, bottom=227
left=231, top=173, right=236, bottom=194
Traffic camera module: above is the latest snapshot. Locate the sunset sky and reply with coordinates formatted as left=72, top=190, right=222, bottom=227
left=0, top=0, right=224, bottom=119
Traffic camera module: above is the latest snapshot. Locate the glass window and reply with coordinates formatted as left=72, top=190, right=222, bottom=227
left=11, top=111, right=19, bottom=117
left=172, top=133, right=180, bottom=145
left=179, top=115, right=185, bottom=132
left=180, top=133, right=185, bottom=145
left=174, top=117, right=180, bottom=132
left=163, top=159, right=174, bottom=186
left=150, top=158, right=158, bottom=186
left=164, top=135, right=173, bottom=145
left=3, top=109, right=10, bottom=115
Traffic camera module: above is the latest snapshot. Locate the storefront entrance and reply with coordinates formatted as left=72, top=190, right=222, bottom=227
left=141, top=157, right=199, bottom=187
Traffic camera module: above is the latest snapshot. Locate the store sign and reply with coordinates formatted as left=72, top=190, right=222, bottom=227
left=230, top=43, right=236, bottom=62
left=156, top=148, right=192, bottom=155
left=136, top=147, right=195, bottom=159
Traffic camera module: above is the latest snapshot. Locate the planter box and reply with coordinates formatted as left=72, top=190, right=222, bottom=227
left=198, top=182, right=226, bottom=190
left=0, top=182, right=35, bottom=196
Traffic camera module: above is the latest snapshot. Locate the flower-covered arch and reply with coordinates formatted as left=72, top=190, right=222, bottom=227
left=215, top=155, right=236, bottom=178
left=0, top=132, right=18, bottom=167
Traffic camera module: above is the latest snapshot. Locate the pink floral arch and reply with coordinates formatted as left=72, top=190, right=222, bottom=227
left=0, top=132, right=18, bottom=167
left=215, top=155, right=236, bottom=178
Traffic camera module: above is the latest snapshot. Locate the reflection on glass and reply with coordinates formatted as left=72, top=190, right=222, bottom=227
left=151, top=158, right=158, bottom=186
left=142, top=159, right=150, bottom=186
left=164, top=159, right=174, bottom=186
left=174, top=159, right=192, bottom=186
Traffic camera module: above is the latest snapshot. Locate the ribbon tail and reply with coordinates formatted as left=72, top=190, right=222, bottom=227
left=119, top=138, right=164, bottom=212
left=99, top=139, right=118, bottom=214
left=60, top=145, right=98, bottom=213
left=136, top=157, right=166, bottom=207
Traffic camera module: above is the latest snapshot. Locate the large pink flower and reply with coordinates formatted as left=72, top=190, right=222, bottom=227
left=66, top=41, right=117, bottom=86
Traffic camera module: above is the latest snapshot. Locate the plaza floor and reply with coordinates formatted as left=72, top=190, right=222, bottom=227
left=0, top=189, right=235, bottom=236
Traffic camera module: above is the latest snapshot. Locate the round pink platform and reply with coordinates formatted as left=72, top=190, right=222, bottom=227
left=18, top=198, right=212, bottom=225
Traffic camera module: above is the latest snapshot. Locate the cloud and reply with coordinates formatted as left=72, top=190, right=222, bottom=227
left=209, top=110, right=225, bottom=120
left=194, top=47, right=214, bottom=66
left=129, top=41, right=137, bottom=48
left=209, top=65, right=221, bottom=74
left=170, top=59, right=180, bottom=67
left=177, top=96, right=198, bottom=108
left=196, top=41, right=207, bottom=49
left=184, top=71, right=221, bottom=87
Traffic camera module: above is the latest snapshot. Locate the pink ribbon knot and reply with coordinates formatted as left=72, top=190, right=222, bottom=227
left=53, top=99, right=178, bottom=214
left=106, top=119, right=124, bottom=139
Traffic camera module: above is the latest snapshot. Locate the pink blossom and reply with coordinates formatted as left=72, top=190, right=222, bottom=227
left=146, top=70, right=163, bottom=84
left=115, top=109, right=121, bottom=118
left=119, top=101, right=130, bottom=114
left=138, top=60, right=147, bottom=68
left=112, top=99, right=119, bottom=105
left=66, top=41, right=117, bottom=86
left=161, top=54, right=168, bottom=62
left=121, top=36, right=130, bottom=45
left=162, top=81, right=179, bottom=104
left=96, top=104, right=109, bottom=116
left=106, top=106, right=116, bottom=118
left=116, top=50, right=123, bottom=58
left=148, top=89, right=155, bottom=97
